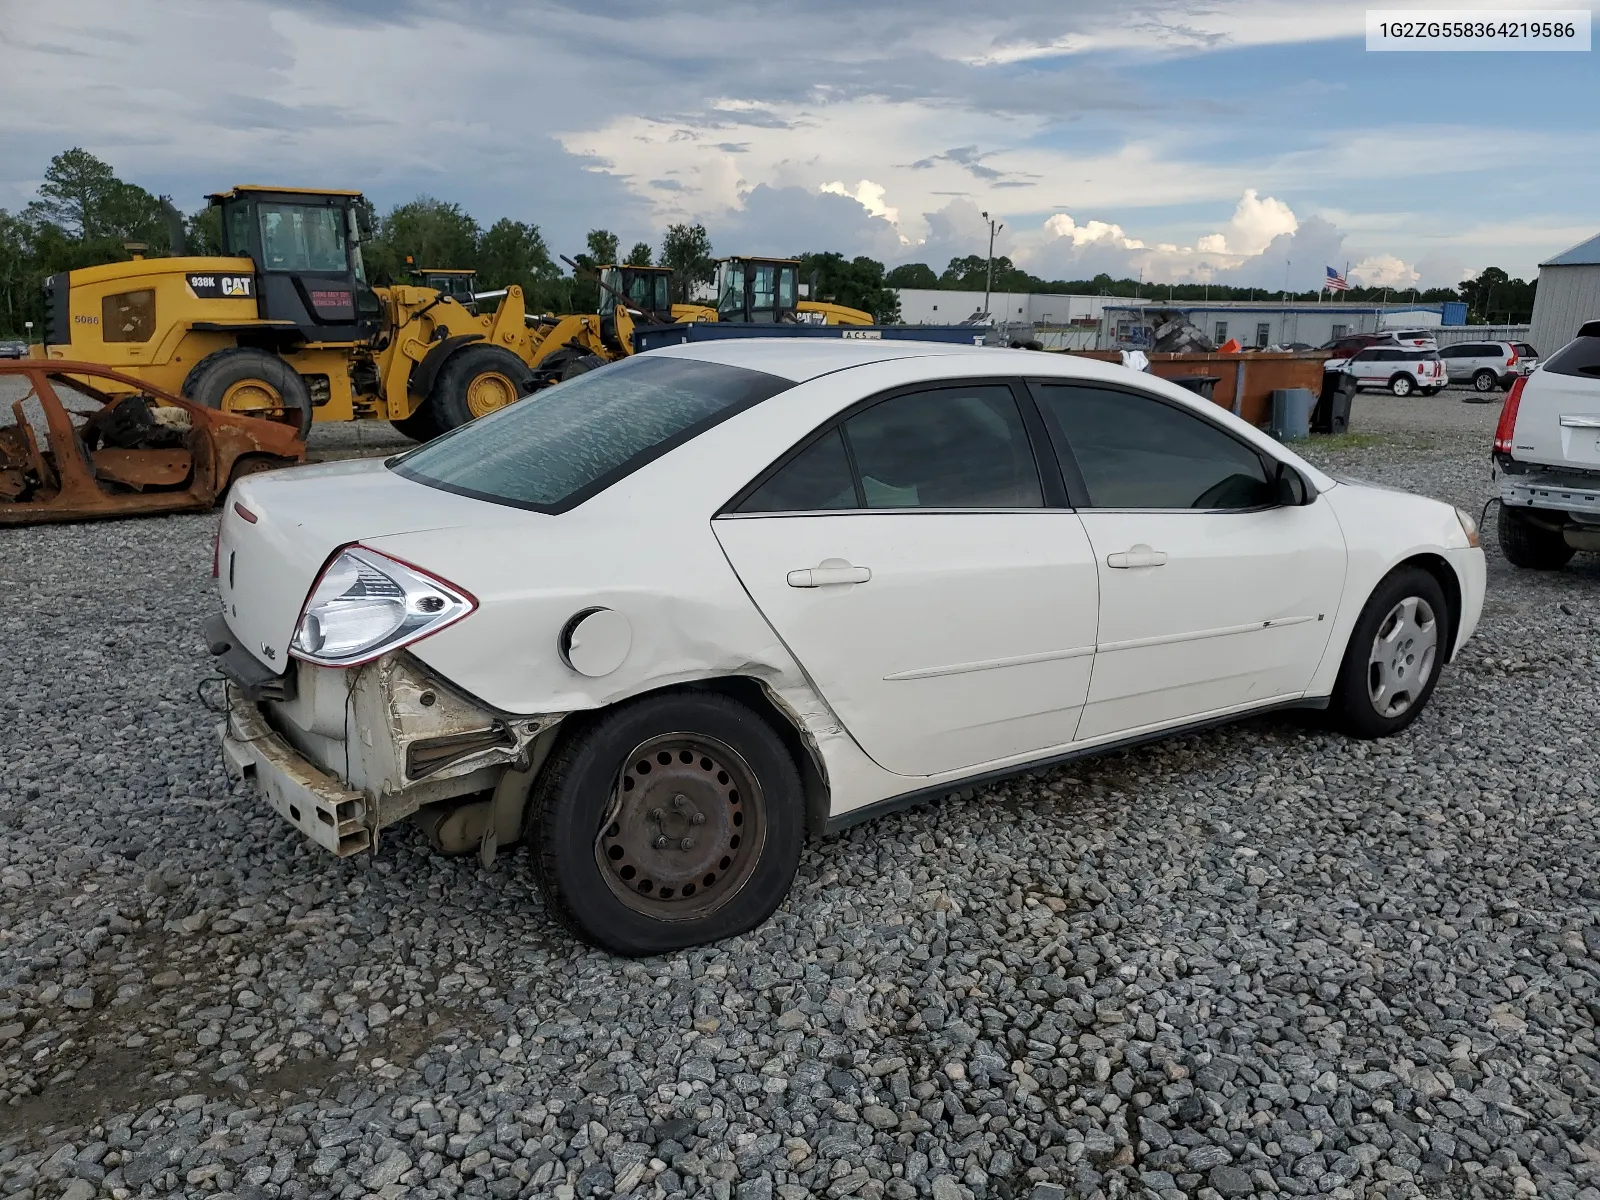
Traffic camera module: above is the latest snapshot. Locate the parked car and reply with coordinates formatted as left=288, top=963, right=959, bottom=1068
left=0, top=339, right=27, bottom=359
left=1387, top=328, right=1440, bottom=351
left=210, top=341, right=1485, bottom=953
left=1326, top=346, right=1447, bottom=396
left=1439, top=340, right=1539, bottom=394
left=1494, top=321, right=1600, bottom=569
left=1322, top=329, right=1438, bottom=358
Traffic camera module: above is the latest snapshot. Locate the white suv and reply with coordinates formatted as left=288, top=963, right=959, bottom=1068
left=1328, top=346, right=1446, bottom=396
left=1494, top=321, right=1600, bottom=569
left=1441, top=340, right=1539, bottom=395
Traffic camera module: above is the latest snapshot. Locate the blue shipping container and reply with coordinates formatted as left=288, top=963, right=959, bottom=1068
left=633, top=323, right=987, bottom=353
left=1441, top=302, right=1467, bottom=326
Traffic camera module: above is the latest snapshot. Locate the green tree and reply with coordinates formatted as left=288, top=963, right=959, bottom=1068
left=885, top=262, right=938, bottom=289
left=185, top=205, right=223, bottom=256
left=370, top=196, right=480, bottom=284
left=479, top=218, right=561, bottom=310
left=794, top=251, right=898, bottom=323
left=624, top=241, right=652, bottom=267
left=660, top=222, right=714, bottom=303
left=585, top=229, right=620, bottom=266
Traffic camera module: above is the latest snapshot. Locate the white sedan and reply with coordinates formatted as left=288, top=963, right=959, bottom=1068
left=209, top=340, right=1486, bottom=954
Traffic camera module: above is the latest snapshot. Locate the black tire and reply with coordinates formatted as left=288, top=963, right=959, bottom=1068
left=1420, top=387, right=1440, bottom=396
left=1472, top=369, right=1498, bottom=393
left=1327, top=566, right=1449, bottom=739
left=183, top=348, right=313, bottom=437
left=390, top=401, right=440, bottom=443
left=1388, top=374, right=1414, bottom=397
left=530, top=691, right=804, bottom=955
left=1498, top=505, right=1574, bottom=570
left=561, top=354, right=605, bottom=381
left=428, top=345, right=536, bottom=431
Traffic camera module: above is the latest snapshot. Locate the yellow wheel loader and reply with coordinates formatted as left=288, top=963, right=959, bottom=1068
left=711, top=257, right=874, bottom=325
left=40, top=187, right=614, bottom=438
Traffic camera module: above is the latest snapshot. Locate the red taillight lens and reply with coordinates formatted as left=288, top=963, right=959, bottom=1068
left=212, top=528, right=221, bottom=578
left=1494, top=375, right=1527, bottom=454
left=1507, top=348, right=1518, bottom=366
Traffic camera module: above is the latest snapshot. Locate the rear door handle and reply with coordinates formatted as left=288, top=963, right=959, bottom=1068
left=787, top=562, right=872, bottom=588
left=1105, top=544, right=1168, bottom=569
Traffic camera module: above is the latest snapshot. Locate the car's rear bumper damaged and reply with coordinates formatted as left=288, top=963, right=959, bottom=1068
left=218, top=650, right=566, bottom=858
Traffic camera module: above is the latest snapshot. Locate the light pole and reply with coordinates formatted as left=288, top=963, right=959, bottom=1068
left=980, top=210, right=1003, bottom=321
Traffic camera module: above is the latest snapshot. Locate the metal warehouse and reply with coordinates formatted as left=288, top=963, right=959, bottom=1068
left=1529, top=231, right=1600, bottom=357
left=1098, top=300, right=1467, bottom=351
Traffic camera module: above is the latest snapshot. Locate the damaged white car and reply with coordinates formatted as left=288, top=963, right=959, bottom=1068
left=210, top=340, right=1485, bottom=954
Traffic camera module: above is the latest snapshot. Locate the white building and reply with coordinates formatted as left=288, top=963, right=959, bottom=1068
left=1529, top=232, right=1600, bottom=356
left=894, top=289, right=1122, bottom=327
left=1098, top=301, right=1463, bottom=351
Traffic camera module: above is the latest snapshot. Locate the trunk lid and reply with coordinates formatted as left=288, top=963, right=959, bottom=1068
left=1512, top=338, right=1600, bottom=470
left=216, top=458, right=519, bottom=670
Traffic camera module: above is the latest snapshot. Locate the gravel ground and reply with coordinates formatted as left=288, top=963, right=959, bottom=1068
left=3, top=390, right=1598, bottom=1200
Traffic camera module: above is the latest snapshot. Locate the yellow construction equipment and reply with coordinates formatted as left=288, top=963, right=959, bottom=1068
left=711, top=257, right=874, bottom=325
left=40, top=187, right=615, bottom=437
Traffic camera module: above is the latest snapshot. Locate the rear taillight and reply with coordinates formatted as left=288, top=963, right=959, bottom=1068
left=212, top=528, right=221, bottom=578
left=1494, top=376, right=1527, bottom=454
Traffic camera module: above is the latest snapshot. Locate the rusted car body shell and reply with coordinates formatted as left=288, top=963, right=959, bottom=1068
left=0, top=360, right=304, bottom=525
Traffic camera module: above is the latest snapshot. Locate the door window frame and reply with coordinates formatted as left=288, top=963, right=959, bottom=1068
left=1022, top=377, right=1288, bottom=515
left=718, top=377, right=1070, bottom=516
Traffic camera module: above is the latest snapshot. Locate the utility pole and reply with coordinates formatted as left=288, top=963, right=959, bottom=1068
left=981, top=211, right=1003, bottom=321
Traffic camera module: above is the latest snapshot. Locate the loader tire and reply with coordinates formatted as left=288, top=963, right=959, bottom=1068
left=390, top=400, right=441, bottom=443
left=184, top=348, right=313, bottom=437
left=561, top=354, right=605, bottom=381
left=429, top=346, right=536, bottom=432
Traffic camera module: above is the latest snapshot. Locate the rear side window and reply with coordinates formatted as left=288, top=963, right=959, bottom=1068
left=1544, top=333, right=1600, bottom=379
left=1036, top=384, right=1273, bottom=510
left=1517, top=344, right=1539, bottom=358
left=739, top=428, right=858, bottom=512
left=394, top=355, right=792, bottom=512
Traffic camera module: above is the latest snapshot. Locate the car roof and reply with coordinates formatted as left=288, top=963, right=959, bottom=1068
left=641, top=337, right=1015, bottom=382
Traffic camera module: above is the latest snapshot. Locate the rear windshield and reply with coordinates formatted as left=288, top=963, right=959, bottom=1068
left=1543, top=334, right=1600, bottom=379
left=391, top=355, right=793, bottom=512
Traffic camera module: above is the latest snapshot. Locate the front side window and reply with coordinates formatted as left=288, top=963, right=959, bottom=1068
left=258, top=204, right=348, bottom=273
left=718, top=262, right=746, bottom=318
left=101, top=290, right=155, bottom=343
left=752, top=263, right=777, bottom=320
left=393, top=355, right=792, bottom=512
left=222, top=203, right=252, bottom=256
left=777, top=266, right=798, bottom=312
left=1036, top=384, right=1273, bottom=510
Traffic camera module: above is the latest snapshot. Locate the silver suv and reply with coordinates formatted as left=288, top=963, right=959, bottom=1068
left=1493, top=321, right=1600, bottom=569
left=1441, top=340, right=1538, bottom=395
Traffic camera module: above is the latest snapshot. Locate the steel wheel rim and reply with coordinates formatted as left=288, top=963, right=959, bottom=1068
left=465, top=371, right=517, bottom=419
left=220, top=378, right=289, bottom=422
left=595, top=732, right=766, bottom=921
left=1367, top=596, right=1438, bottom=718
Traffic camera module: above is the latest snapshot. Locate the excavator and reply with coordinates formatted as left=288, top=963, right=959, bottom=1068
left=40, top=187, right=618, bottom=438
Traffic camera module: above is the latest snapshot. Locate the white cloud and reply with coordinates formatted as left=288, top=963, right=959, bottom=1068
left=1350, top=254, right=1418, bottom=287
left=818, top=180, right=901, bottom=226
left=1200, top=188, right=1298, bottom=256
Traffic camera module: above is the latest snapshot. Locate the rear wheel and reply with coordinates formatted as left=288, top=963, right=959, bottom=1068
left=1389, top=374, right=1414, bottom=397
left=1473, top=369, right=1499, bottom=393
left=530, top=692, right=804, bottom=955
left=184, top=348, right=312, bottom=437
left=428, top=345, right=536, bottom=431
left=1498, top=506, right=1575, bottom=570
left=1327, top=566, right=1448, bottom=738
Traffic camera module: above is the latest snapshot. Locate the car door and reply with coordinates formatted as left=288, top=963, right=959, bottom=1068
left=713, top=380, right=1100, bottom=777
left=1029, top=381, right=1347, bottom=742
left=1348, top=348, right=1384, bottom=385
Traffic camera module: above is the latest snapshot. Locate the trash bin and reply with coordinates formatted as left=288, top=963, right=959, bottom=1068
left=1313, top=370, right=1356, bottom=434
left=1169, top=375, right=1219, bottom=401
left=1270, top=387, right=1316, bottom=441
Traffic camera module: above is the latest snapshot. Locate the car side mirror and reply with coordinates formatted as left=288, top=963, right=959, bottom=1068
left=1273, top=461, right=1311, bottom=506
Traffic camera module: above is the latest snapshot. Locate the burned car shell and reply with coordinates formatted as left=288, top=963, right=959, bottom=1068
left=0, top=359, right=304, bottom=525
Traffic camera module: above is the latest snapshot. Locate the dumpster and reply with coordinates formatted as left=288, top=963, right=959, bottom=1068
left=1313, top=370, right=1357, bottom=434
left=1269, top=387, right=1317, bottom=441
left=633, top=322, right=988, bottom=352
left=1066, top=349, right=1328, bottom=425
left=1169, top=375, right=1220, bottom=401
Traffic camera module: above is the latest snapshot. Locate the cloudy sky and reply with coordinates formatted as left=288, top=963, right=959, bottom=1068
left=1, top=0, right=1594, bottom=289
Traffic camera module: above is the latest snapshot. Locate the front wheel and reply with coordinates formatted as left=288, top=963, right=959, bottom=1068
left=428, top=345, right=536, bottom=431
left=1389, top=374, right=1415, bottom=397
left=1327, top=566, right=1448, bottom=738
left=530, top=692, right=804, bottom=955
left=1498, top=506, right=1575, bottom=570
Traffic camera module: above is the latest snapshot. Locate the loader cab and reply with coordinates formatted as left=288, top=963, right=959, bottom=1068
left=210, top=186, right=382, bottom=344
left=598, top=265, right=673, bottom=322
left=408, top=266, right=479, bottom=313
left=715, top=257, right=806, bottom=324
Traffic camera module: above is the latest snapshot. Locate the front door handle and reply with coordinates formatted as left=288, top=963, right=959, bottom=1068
left=1105, top=544, right=1168, bottom=569
left=787, top=561, right=872, bottom=588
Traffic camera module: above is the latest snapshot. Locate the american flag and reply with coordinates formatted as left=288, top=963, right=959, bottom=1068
left=1325, top=266, right=1349, bottom=292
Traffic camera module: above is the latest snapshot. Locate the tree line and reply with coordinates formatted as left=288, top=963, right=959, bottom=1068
left=0, top=148, right=1537, bottom=336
